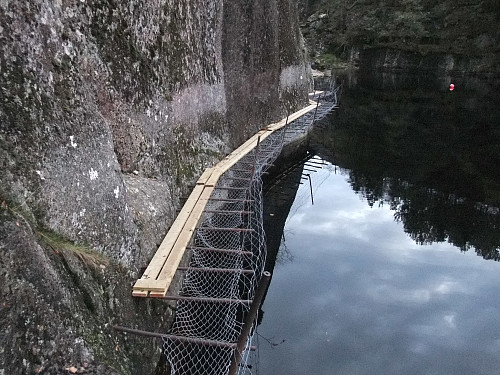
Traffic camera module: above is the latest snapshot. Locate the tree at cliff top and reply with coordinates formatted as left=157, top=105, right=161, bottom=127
left=299, top=0, right=500, bottom=60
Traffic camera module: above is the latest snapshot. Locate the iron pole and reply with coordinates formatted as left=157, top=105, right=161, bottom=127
left=113, top=325, right=257, bottom=350
left=227, top=271, right=271, bottom=375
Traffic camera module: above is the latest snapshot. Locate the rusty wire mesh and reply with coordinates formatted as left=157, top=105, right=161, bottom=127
left=163, top=85, right=340, bottom=375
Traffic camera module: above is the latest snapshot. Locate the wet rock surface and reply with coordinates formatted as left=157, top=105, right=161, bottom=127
left=0, top=0, right=309, bottom=373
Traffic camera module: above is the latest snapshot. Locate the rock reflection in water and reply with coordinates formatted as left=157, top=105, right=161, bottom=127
left=311, top=72, right=500, bottom=260
left=255, top=72, right=500, bottom=375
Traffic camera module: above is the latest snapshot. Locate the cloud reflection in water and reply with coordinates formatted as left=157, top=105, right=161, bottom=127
left=258, top=165, right=500, bottom=375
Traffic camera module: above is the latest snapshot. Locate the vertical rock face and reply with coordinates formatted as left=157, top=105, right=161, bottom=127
left=222, top=0, right=311, bottom=146
left=296, top=0, right=499, bottom=73
left=0, top=1, right=310, bottom=374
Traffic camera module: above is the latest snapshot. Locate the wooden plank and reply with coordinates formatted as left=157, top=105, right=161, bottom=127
left=205, top=130, right=272, bottom=186
left=135, top=184, right=205, bottom=282
left=133, top=187, right=215, bottom=296
left=205, top=169, right=222, bottom=187
left=154, top=187, right=214, bottom=290
left=215, top=129, right=267, bottom=166
left=206, top=105, right=316, bottom=187
left=267, top=104, right=318, bottom=131
left=210, top=135, right=261, bottom=176
left=133, top=93, right=322, bottom=298
left=150, top=290, right=168, bottom=298
left=132, top=289, right=149, bottom=298
left=133, top=279, right=172, bottom=291
left=196, top=167, right=215, bottom=185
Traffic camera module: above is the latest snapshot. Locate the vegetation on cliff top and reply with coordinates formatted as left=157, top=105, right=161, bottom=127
left=298, top=0, right=500, bottom=65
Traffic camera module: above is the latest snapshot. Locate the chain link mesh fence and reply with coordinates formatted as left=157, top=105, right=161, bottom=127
left=163, top=85, right=340, bottom=375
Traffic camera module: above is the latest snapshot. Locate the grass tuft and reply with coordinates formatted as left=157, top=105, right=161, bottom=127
left=39, top=230, right=109, bottom=269
left=1, top=195, right=109, bottom=269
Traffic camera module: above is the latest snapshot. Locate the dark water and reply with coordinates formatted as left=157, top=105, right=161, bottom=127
left=257, top=73, right=500, bottom=375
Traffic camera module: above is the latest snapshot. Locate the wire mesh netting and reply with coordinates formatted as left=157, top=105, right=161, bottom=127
left=163, top=85, right=340, bottom=375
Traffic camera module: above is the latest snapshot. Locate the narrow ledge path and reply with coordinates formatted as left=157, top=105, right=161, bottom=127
left=132, top=92, right=334, bottom=298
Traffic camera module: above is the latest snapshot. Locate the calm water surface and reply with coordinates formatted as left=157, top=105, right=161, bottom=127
left=257, top=73, right=500, bottom=375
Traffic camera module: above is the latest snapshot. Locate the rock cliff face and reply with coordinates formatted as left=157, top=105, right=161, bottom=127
left=0, top=1, right=310, bottom=373
left=297, top=0, right=500, bottom=74
left=357, top=47, right=499, bottom=77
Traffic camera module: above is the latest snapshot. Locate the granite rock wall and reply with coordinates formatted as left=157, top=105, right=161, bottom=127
left=0, top=0, right=310, bottom=373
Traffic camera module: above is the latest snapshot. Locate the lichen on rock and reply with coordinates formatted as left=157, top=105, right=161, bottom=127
left=0, top=0, right=310, bottom=373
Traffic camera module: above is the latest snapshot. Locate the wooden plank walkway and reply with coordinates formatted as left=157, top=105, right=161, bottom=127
left=132, top=97, right=323, bottom=297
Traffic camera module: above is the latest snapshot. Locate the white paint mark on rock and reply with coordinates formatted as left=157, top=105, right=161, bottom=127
left=89, top=168, right=98, bottom=180
left=70, top=135, right=77, bottom=148
left=280, top=65, right=309, bottom=89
